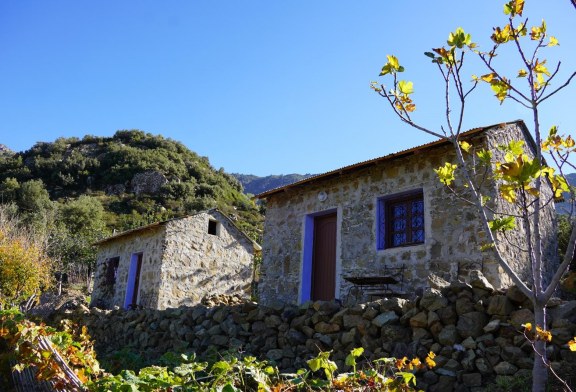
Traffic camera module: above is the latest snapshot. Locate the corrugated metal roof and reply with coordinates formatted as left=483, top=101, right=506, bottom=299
left=256, top=120, right=528, bottom=199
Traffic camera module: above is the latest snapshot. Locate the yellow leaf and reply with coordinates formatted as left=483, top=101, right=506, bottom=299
left=425, top=352, right=436, bottom=368
left=549, top=36, right=559, bottom=46
left=387, top=55, right=399, bottom=70
left=459, top=141, right=472, bottom=153
left=536, top=326, right=552, bottom=342
left=522, top=322, right=532, bottom=332
left=569, top=339, right=576, bottom=351
left=491, top=25, right=513, bottom=44
left=534, top=59, right=550, bottom=76
left=517, top=69, right=527, bottom=78
left=530, top=20, right=547, bottom=40
left=481, top=73, right=497, bottom=83
left=398, top=80, right=414, bottom=95
left=499, top=184, right=517, bottom=203
left=434, top=162, right=458, bottom=186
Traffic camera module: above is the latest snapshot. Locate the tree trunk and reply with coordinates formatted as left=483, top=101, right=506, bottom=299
left=532, top=303, right=548, bottom=392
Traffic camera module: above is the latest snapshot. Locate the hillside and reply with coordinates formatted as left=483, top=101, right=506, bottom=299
left=232, top=173, right=314, bottom=195
left=0, top=131, right=263, bottom=241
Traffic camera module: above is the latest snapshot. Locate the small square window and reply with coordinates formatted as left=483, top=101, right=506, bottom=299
left=378, top=191, right=424, bottom=249
left=208, top=220, right=219, bottom=236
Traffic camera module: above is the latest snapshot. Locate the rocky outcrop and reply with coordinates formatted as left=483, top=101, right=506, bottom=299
left=130, top=171, right=168, bottom=195
left=64, top=282, right=576, bottom=391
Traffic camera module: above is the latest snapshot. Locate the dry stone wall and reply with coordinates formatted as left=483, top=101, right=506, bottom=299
left=73, top=276, right=576, bottom=391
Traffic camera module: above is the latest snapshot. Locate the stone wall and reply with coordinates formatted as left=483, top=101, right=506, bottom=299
left=157, top=210, right=255, bottom=309
left=74, top=276, right=576, bottom=391
left=91, top=226, right=167, bottom=309
left=91, top=210, right=256, bottom=310
left=258, top=123, right=558, bottom=306
left=259, top=133, right=496, bottom=305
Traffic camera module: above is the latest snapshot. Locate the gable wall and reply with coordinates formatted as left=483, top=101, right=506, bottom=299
left=156, top=211, right=254, bottom=309
left=483, top=123, right=559, bottom=285
left=91, top=226, right=166, bottom=309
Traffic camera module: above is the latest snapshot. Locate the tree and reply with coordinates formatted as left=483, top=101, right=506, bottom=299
left=0, top=206, right=53, bottom=309
left=373, top=1, right=575, bottom=390
left=51, top=196, right=108, bottom=286
left=16, top=179, right=55, bottom=231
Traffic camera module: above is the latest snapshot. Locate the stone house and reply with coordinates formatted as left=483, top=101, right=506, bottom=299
left=90, top=209, right=261, bottom=310
left=256, top=121, right=558, bottom=305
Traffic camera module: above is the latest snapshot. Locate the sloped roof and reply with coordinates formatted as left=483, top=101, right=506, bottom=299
left=256, top=120, right=533, bottom=199
left=94, top=208, right=261, bottom=251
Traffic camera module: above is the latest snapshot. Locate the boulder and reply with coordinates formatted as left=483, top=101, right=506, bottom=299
left=483, top=319, right=501, bottom=333
left=509, top=308, right=534, bottom=328
left=469, top=270, right=495, bottom=292
left=428, top=273, right=451, bottom=291
left=549, top=300, right=576, bottom=324
left=438, top=325, right=460, bottom=346
left=457, top=312, right=488, bottom=338
left=487, top=295, right=514, bottom=316
left=372, top=311, right=399, bottom=327
left=493, top=361, right=518, bottom=375
left=420, top=288, right=449, bottom=311
left=410, top=311, right=428, bottom=328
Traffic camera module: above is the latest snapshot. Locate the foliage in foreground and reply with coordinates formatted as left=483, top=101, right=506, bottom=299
left=0, top=208, right=53, bottom=309
left=0, top=310, right=437, bottom=391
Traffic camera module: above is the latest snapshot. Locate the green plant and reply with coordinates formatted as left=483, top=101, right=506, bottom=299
left=0, top=310, right=101, bottom=390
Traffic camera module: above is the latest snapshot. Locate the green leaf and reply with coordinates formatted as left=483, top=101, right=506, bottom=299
left=507, top=140, right=525, bottom=155
left=447, top=27, right=472, bottom=48
left=476, top=149, right=492, bottom=164
left=350, top=347, right=364, bottom=357
left=222, top=383, right=238, bottom=392
left=307, top=358, right=321, bottom=372
left=397, top=371, right=417, bottom=386
left=489, top=216, right=516, bottom=232
left=489, top=79, right=510, bottom=102
left=380, top=55, right=404, bottom=76
left=424, top=52, right=435, bottom=58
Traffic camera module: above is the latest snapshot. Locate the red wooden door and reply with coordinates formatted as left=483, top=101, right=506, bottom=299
left=311, top=213, right=337, bottom=301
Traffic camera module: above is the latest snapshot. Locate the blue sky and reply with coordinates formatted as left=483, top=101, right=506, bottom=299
left=0, top=1, right=574, bottom=176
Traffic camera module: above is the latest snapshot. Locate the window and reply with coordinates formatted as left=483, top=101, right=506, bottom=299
left=208, top=220, right=219, bottom=236
left=104, top=257, right=120, bottom=285
left=378, top=191, right=424, bottom=249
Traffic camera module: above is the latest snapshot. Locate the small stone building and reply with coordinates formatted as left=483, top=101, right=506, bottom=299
left=256, top=121, right=558, bottom=305
left=90, top=209, right=260, bottom=310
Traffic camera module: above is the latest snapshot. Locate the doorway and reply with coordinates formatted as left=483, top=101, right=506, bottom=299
left=124, top=252, right=143, bottom=309
left=310, top=213, right=337, bottom=301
